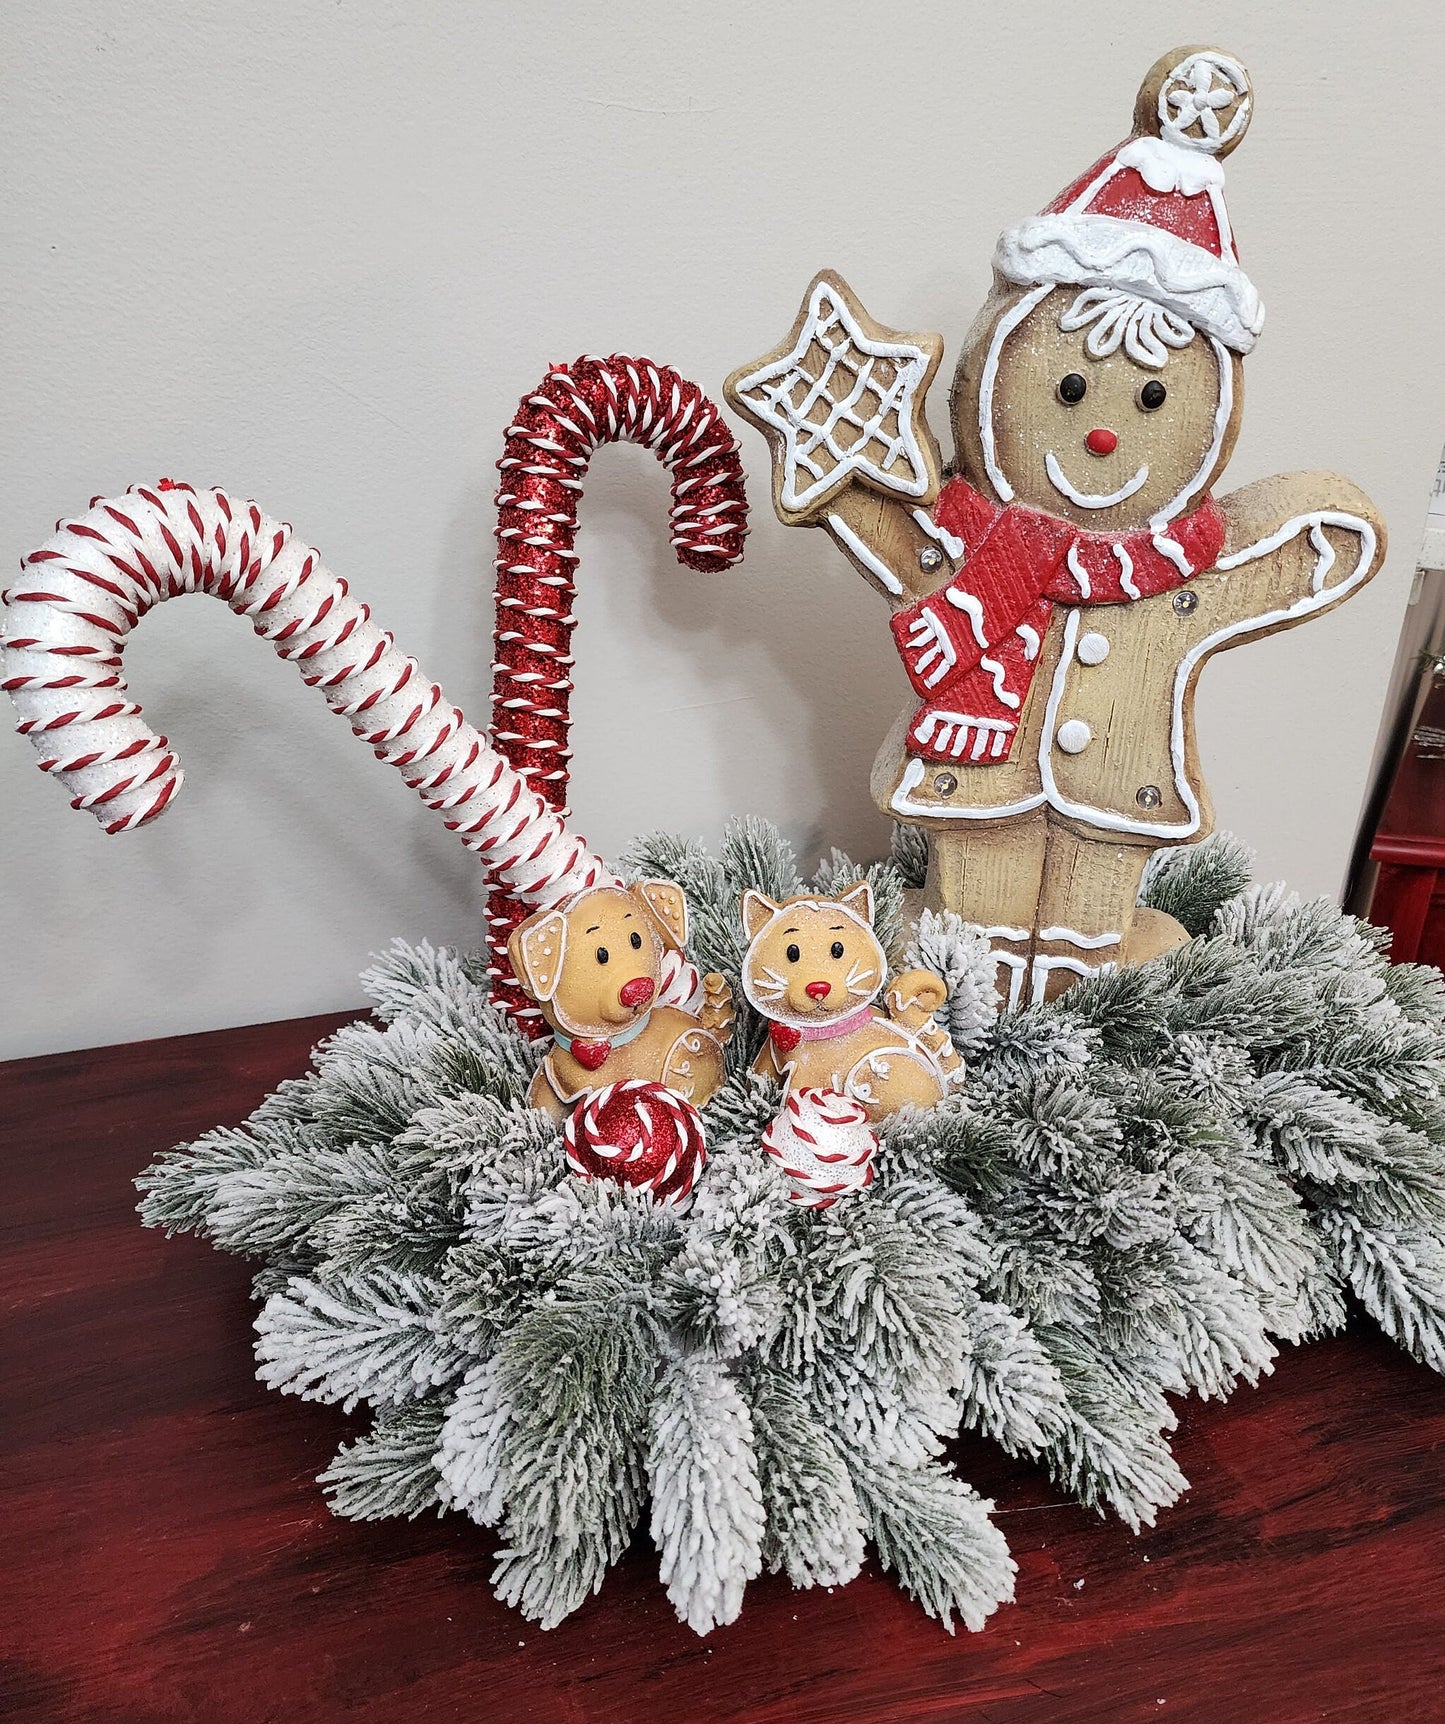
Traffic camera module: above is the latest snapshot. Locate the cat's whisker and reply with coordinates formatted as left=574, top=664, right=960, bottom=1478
left=760, top=966, right=789, bottom=991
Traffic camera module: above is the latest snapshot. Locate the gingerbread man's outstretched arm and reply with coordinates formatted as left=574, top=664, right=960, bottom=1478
left=1192, top=471, right=1386, bottom=648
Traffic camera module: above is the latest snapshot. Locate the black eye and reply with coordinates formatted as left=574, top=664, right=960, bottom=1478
left=785, top=943, right=801, bottom=963
left=830, top=941, right=845, bottom=959
left=1139, top=380, right=1167, bottom=411
left=596, top=946, right=609, bottom=965
left=1057, top=372, right=1087, bottom=404
left=629, top=931, right=642, bottom=950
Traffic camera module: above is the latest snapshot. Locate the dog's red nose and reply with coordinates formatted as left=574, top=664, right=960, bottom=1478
left=1085, top=427, right=1118, bottom=456
left=619, top=976, right=655, bottom=1009
left=805, top=980, right=832, bottom=1001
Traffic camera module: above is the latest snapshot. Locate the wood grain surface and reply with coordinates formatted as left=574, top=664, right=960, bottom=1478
left=4, top=1012, right=1445, bottom=1724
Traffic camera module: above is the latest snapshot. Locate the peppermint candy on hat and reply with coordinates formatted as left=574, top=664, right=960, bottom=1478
left=762, top=1088, right=879, bottom=1209
left=994, top=47, right=1264, bottom=353
left=563, top=1079, right=706, bottom=1207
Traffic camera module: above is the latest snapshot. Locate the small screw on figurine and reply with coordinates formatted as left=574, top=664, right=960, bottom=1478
left=728, top=45, right=1386, bottom=1007
left=740, top=880, right=962, bottom=1120
left=508, top=880, right=734, bottom=1121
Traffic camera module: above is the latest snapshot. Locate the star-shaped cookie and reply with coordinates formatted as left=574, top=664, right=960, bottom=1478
left=726, top=272, right=944, bottom=527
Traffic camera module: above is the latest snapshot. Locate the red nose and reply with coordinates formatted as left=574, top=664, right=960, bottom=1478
left=619, top=976, right=655, bottom=1009
left=805, top=980, right=832, bottom=1000
left=1085, top=427, right=1118, bottom=456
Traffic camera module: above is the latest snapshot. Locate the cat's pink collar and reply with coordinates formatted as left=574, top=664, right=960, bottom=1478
left=794, top=1005, right=877, bottom=1042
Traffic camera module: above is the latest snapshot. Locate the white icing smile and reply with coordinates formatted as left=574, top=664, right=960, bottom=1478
left=1044, top=450, right=1150, bottom=510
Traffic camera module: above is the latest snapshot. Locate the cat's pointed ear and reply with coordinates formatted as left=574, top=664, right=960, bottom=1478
left=741, top=889, right=779, bottom=943
left=836, top=880, right=875, bottom=927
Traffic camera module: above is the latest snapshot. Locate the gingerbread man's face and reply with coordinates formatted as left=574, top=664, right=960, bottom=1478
left=953, top=286, right=1243, bottom=534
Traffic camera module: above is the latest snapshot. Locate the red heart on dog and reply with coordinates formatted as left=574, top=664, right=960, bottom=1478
left=570, top=1039, right=612, bottom=1072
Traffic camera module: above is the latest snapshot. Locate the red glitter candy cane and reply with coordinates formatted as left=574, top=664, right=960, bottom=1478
left=486, top=355, right=749, bottom=1028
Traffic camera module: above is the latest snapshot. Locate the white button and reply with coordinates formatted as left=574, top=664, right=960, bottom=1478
left=1056, top=719, right=1092, bottom=754
left=1077, top=631, right=1110, bottom=665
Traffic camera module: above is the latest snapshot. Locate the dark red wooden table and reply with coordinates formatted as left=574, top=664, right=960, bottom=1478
left=4, top=1013, right=1445, bottom=1723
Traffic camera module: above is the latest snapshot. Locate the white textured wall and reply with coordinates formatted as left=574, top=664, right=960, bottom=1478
left=3, top=2, right=1443, bottom=1058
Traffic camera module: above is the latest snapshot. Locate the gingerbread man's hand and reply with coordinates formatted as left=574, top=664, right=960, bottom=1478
left=700, top=973, right=735, bottom=1042
left=1210, top=472, right=1386, bottom=629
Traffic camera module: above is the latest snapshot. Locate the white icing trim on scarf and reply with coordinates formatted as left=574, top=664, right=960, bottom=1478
left=828, top=511, right=904, bottom=596
left=1015, top=622, right=1041, bottom=660
left=979, top=655, right=1021, bottom=709
left=1112, top=543, right=1139, bottom=598
left=910, top=710, right=1016, bottom=759
left=944, top=585, right=990, bottom=648
left=1046, top=451, right=1151, bottom=511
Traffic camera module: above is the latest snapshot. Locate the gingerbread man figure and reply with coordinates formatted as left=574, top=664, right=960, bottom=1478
left=728, top=46, right=1386, bottom=1005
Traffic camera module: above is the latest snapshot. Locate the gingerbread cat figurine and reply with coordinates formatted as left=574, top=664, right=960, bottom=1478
left=508, top=880, right=734, bottom=1122
left=728, top=46, right=1385, bottom=1008
left=741, top=881, right=962, bottom=1119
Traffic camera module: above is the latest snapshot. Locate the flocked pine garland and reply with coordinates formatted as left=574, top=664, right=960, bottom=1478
left=137, top=822, right=1445, bottom=1636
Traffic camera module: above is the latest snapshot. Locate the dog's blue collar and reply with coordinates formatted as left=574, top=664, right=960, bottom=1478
left=552, top=1008, right=653, bottom=1055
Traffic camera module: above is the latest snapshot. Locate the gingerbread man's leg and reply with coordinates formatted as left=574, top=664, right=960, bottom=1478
left=1029, top=816, right=1189, bottom=1002
left=926, top=809, right=1049, bottom=1009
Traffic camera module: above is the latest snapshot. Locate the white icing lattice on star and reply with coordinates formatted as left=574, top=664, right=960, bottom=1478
left=1158, top=51, right=1251, bottom=153
left=731, top=281, right=935, bottom=512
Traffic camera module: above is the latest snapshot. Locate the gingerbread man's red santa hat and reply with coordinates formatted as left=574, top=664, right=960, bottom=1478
left=993, top=46, right=1265, bottom=355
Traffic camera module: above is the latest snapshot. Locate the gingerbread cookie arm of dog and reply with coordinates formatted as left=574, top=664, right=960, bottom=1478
left=1188, top=471, right=1385, bottom=649
left=699, top=973, right=735, bottom=1042
left=726, top=271, right=951, bottom=607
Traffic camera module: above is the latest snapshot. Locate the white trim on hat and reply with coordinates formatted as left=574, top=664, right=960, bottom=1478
left=993, top=212, right=1265, bottom=353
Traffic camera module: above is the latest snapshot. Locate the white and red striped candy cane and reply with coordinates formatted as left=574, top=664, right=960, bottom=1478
left=486, top=354, right=748, bottom=1023
left=1, top=480, right=610, bottom=911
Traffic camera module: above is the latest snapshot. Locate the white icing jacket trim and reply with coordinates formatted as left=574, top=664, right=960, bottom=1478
left=994, top=214, right=1264, bottom=354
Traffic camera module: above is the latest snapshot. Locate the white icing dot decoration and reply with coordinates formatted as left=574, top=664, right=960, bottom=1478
left=1056, top=719, right=1093, bottom=754
left=1076, top=632, right=1111, bottom=666
left=1157, top=52, right=1251, bottom=154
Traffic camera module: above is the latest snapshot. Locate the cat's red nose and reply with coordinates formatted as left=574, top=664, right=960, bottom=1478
left=619, top=977, right=655, bottom=1009
left=805, top=980, right=832, bottom=1000
left=1085, top=427, right=1118, bottom=456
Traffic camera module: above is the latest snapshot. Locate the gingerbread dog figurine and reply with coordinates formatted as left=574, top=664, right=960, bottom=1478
left=741, top=881, right=962, bottom=1120
left=728, top=46, right=1385, bottom=1007
left=508, top=879, right=734, bottom=1121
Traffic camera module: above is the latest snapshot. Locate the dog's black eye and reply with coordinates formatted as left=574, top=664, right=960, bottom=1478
left=830, top=941, right=845, bottom=959
left=786, top=943, right=801, bottom=964
left=629, top=930, right=642, bottom=950
left=1057, top=372, right=1087, bottom=404
left=1139, top=380, right=1167, bottom=411
left=596, top=946, right=609, bottom=965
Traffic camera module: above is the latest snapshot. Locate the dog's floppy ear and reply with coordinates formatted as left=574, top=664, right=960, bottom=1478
left=631, top=879, right=687, bottom=953
left=507, top=908, right=569, bottom=1004
left=836, top=880, right=875, bottom=927
left=741, top=889, right=779, bottom=943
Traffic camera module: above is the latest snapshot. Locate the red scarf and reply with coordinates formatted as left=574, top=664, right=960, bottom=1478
left=890, top=478, right=1225, bottom=765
